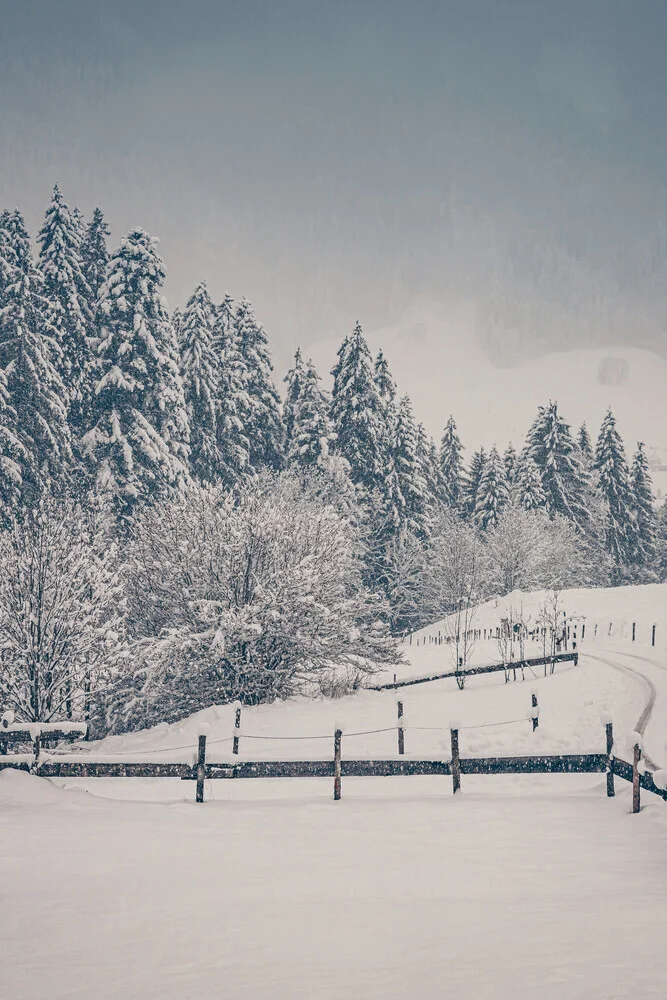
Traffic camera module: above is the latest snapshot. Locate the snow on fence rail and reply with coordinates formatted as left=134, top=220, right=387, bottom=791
left=1, top=715, right=665, bottom=811
left=369, top=651, right=579, bottom=691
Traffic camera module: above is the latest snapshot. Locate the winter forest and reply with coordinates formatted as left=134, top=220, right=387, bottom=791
left=1, top=185, right=665, bottom=731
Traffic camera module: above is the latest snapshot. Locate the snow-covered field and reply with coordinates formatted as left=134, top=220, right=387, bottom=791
left=2, top=583, right=667, bottom=999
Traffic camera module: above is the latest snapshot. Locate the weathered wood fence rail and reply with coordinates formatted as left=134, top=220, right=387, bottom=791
left=369, top=651, right=579, bottom=692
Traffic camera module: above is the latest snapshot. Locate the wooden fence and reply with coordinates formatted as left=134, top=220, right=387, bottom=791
left=369, top=651, right=578, bottom=692
left=1, top=719, right=664, bottom=811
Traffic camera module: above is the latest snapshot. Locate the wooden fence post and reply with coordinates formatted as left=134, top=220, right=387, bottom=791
left=450, top=727, right=461, bottom=794
left=531, top=692, right=539, bottom=731
left=232, top=705, right=242, bottom=755
left=196, top=734, right=207, bottom=804
left=333, top=729, right=342, bottom=800
left=652, top=625, right=656, bottom=647
left=605, top=721, right=614, bottom=797
left=632, top=739, right=642, bottom=814
left=33, top=732, right=41, bottom=771
left=397, top=700, right=405, bottom=755
left=632, top=622, right=636, bottom=642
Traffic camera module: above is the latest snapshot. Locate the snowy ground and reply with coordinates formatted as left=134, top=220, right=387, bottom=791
left=2, top=583, right=667, bottom=999
left=2, top=769, right=666, bottom=1000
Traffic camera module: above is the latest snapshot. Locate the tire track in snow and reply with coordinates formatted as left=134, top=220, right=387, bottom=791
left=585, top=651, right=660, bottom=771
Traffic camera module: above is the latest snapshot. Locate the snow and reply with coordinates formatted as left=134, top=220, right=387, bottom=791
left=1, top=768, right=666, bottom=1000
left=2, top=582, right=667, bottom=998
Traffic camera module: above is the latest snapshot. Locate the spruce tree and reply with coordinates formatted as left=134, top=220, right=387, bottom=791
left=416, top=422, right=441, bottom=503
left=180, top=281, right=221, bottom=484
left=656, top=502, right=667, bottom=582
left=578, top=422, right=593, bottom=463
left=80, top=207, right=110, bottom=303
left=526, top=402, right=593, bottom=533
left=234, top=297, right=284, bottom=471
left=212, top=296, right=251, bottom=486
left=0, top=366, right=25, bottom=515
left=82, top=228, right=189, bottom=511
left=504, top=442, right=518, bottom=486
left=38, top=184, right=93, bottom=429
left=374, top=349, right=397, bottom=469
left=439, top=415, right=464, bottom=508
left=71, top=206, right=87, bottom=244
left=287, top=358, right=335, bottom=467
left=630, top=441, right=657, bottom=570
left=0, top=210, right=71, bottom=501
left=594, top=409, right=636, bottom=567
left=383, top=395, right=430, bottom=539
left=461, top=447, right=486, bottom=520
left=283, top=347, right=305, bottom=455
left=515, top=453, right=547, bottom=511
left=473, top=445, right=510, bottom=530
left=330, top=322, right=385, bottom=493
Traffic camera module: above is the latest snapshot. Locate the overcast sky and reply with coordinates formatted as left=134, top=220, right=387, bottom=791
left=2, top=0, right=667, bottom=369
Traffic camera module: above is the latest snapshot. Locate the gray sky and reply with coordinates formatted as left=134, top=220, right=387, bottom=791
left=2, top=0, right=667, bottom=370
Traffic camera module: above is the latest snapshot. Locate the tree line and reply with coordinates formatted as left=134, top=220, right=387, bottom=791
left=0, top=185, right=665, bottom=728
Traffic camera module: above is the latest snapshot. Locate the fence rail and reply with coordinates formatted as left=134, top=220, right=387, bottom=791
left=369, top=652, right=579, bottom=691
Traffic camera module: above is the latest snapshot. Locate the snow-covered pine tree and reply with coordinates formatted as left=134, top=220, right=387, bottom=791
left=283, top=347, right=305, bottom=455
left=0, top=210, right=71, bottom=501
left=0, top=366, right=25, bottom=517
left=330, top=322, right=385, bottom=494
left=629, top=441, right=657, bottom=570
left=387, top=395, right=430, bottom=539
left=180, top=281, right=221, bottom=484
left=656, top=502, right=667, bottom=582
left=461, top=446, right=486, bottom=520
left=526, top=401, right=594, bottom=534
left=515, top=453, right=547, bottom=511
left=504, top=442, right=518, bottom=486
left=594, top=409, right=637, bottom=567
left=287, top=358, right=335, bottom=467
left=234, top=297, right=284, bottom=472
left=80, top=207, right=110, bottom=303
left=38, top=184, right=94, bottom=430
left=172, top=306, right=183, bottom=349
left=212, top=295, right=251, bottom=486
left=416, top=422, right=441, bottom=504
left=439, top=414, right=464, bottom=508
left=374, top=349, right=397, bottom=467
left=473, top=445, right=510, bottom=530
left=578, top=422, right=594, bottom=463
left=82, top=228, right=189, bottom=511
left=71, top=206, right=87, bottom=244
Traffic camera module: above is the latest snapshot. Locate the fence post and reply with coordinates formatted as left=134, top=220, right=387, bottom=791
left=531, top=691, right=539, bottom=731
left=605, top=721, right=614, bottom=797
left=581, top=623, right=586, bottom=640
left=450, top=727, right=461, bottom=794
left=196, top=734, right=207, bottom=803
left=33, top=732, right=41, bottom=772
left=652, top=625, right=656, bottom=647
left=333, top=729, right=342, bottom=800
left=632, top=622, right=636, bottom=642
left=232, top=705, right=242, bottom=755
left=397, top=700, right=405, bottom=755
left=632, top=739, right=642, bottom=814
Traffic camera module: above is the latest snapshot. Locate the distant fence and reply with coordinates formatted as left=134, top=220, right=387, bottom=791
left=369, top=652, right=578, bottom=692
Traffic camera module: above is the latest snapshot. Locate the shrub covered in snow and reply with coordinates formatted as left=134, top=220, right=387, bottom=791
left=99, top=472, right=400, bottom=732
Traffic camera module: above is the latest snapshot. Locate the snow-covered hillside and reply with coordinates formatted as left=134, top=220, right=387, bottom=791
left=307, top=303, right=667, bottom=491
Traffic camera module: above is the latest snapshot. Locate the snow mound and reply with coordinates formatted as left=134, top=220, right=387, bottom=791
left=0, top=768, right=61, bottom=806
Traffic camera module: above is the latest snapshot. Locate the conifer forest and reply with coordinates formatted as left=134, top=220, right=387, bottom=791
left=0, top=187, right=665, bottom=730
